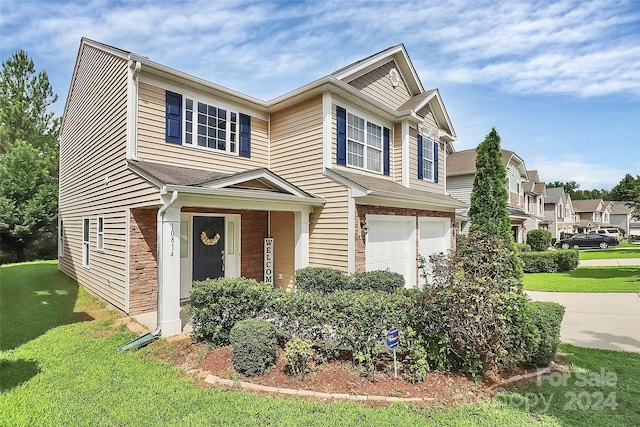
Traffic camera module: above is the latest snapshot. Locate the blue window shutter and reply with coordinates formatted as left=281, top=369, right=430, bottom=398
left=239, top=113, right=251, bottom=157
left=417, top=135, right=423, bottom=180
left=165, top=91, right=182, bottom=144
left=433, top=141, right=439, bottom=183
left=383, top=127, right=390, bottom=175
left=336, top=106, right=346, bottom=165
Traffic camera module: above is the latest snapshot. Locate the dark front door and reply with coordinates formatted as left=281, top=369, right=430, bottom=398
left=193, top=216, right=225, bottom=281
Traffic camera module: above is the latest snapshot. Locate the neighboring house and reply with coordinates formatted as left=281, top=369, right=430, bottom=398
left=607, top=201, right=633, bottom=236
left=58, top=39, right=465, bottom=337
left=571, top=199, right=613, bottom=233
left=522, top=170, right=549, bottom=236
left=446, top=149, right=529, bottom=243
left=544, top=187, right=576, bottom=240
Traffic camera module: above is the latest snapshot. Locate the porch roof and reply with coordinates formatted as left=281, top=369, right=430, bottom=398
left=325, top=168, right=467, bottom=210
left=128, top=160, right=324, bottom=205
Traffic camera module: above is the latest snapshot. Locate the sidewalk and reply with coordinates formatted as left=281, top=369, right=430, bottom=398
left=526, top=291, right=640, bottom=352
left=579, top=258, right=640, bottom=267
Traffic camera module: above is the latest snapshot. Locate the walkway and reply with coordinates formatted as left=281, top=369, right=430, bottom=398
left=578, top=258, right=640, bottom=267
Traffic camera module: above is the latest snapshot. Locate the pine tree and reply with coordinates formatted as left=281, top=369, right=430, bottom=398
left=468, top=128, right=513, bottom=244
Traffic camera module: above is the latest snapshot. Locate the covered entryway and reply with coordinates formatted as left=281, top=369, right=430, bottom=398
left=366, top=215, right=416, bottom=287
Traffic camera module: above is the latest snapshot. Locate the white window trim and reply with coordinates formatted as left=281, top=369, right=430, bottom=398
left=96, top=215, right=104, bottom=252
left=58, top=218, right=64, bottom=257
left=420, top=130, right=437, bottom=182
left=346, top=110, right=383, bottom=174
left=82, top=217, right=90, bottom=269
left=183, top=96, right=239, bottom=156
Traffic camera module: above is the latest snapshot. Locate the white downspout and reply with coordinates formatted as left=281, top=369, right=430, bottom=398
left=154, top=190, right=179, bottom=336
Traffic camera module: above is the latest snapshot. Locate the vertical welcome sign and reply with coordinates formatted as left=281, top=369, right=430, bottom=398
left=264, top=238, right=274, bottom=285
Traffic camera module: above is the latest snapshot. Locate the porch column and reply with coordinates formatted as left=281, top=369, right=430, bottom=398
left=294, top=208, right=311, bottom=270
left=157, top=204, right=182, bottom=337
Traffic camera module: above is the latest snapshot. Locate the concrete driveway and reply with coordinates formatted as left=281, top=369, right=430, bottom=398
left=526, top=291, right=640, bottom=352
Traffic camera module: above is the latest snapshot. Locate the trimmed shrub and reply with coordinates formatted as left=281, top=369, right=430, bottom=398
left=526, top=230, right=553, bottom=251
left=515, top=243, right=532, bottom=252
left=189, top=277, right=282, bottom=345
left=525, top=301, right=565, bottom=366
left=348, top=270, right=405, bottom=292
left=229, top=318, right=277, bottom=377
left=295, top=267, right=349, bottom=293
left=519, top=250, right=579, bottom=273
left=283, top=336, right=318, bottom=376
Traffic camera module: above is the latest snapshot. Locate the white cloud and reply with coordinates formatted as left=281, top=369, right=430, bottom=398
left=531, top=155, right=628, bottom=190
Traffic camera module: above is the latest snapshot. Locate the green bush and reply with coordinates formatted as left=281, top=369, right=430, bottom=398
left=348, top=270, right=405, bottom=292
left=283, top=336, right=318, bottom=377
left=189, top=277, right=282, bottom=345
left=515, top=243, right=532, bottom=252
left=295, top=267, right=349, bottom=293
left=525, top=301, right=565, bottom=366
left=422, top=235, right=537, bottom=379
left=519, top=250, right=578, bottom=273
left=526, top=230, right=553, bottom=252
left=229, top=318, right=277, bottom=377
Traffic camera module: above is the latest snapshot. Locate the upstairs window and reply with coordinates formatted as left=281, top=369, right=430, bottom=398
left=165, top=91, right=251, bottom=157
left=347, top=112, right=383, bottom=173
left=417, top=130, right=439, bottom=183
left=336, top=106, right=389, bottom=175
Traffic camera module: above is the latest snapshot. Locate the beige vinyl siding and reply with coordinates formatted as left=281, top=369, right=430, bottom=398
left=270, top=96, right=349, bottom=270
left=59, top=44, right=159, bottom=313
left=348, top=61, right=412, bottom=110
left=270, top=211, right=295, bottom=290
left=137, top=82, right=269, bottom=171
left=408, top=127, right=446, bottom=193
left=393, top=122, right=403, bottom=184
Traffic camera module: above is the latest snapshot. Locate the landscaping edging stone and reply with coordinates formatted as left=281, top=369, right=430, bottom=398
left=203, top=374, right=436, bottom=403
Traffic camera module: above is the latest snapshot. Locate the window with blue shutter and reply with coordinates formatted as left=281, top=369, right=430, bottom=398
left=165, top=91, right=182, bottom=144
left=383, top=127, right=390, bottom=176
left=239, top=113, right=251, bottom=158
left=417, top=135, right=423, bottom=180
left=336, top=106, right=346, bottom=165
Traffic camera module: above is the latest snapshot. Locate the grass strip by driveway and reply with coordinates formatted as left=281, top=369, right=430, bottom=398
left=579, top=247, right=640, bottom=260
left=523, top=266, right=640, bottom=292
left=503, top=344, right=640, bottom=427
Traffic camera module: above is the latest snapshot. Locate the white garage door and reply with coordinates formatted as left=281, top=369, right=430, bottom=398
left=418, top=218, right=451, bottom=285
left=366, top=215, right=416, bottom=288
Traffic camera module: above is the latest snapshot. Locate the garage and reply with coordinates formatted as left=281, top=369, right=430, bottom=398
left=365, top=215, right=417, bottom=287
left=418, top=218, right=451, bottom=284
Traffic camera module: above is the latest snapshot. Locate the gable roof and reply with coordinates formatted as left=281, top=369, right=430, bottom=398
left=447, top=148, right=527, bottom=177
left=332, top=44, right=423, bottom=95
left=607, top=201, right=633, bottom=215
left=128, top=160, right=323, bottom=205
left=545, top=187, right=567, bottom=204
left=572, top=199, right=604, bottom=212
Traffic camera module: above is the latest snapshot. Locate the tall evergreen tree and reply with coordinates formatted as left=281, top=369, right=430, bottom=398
left=0, top=51, right=59, bottom=262
left=468, top=128, right=513, bottom=244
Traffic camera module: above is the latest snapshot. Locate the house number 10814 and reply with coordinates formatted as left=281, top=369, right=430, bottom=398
left=170, top=223, right=175, bottom=257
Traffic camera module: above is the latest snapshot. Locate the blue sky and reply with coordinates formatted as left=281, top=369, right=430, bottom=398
left=2, top=0, right=639, bottom=190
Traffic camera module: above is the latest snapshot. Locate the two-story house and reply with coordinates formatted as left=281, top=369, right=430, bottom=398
left=523, top=170, right=549, bottom=235
left=58, top=39, right=465, bottom=337
left=544, top=187, right=576, bottom=240
left=571, top=199, right=613, bottom=233
left=446, top=148, right=529, bottom=242
left=607, top=201, right=633, bottom=236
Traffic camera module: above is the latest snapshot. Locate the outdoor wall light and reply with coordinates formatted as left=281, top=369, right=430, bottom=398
left=360, top=221, right=369, bottom=238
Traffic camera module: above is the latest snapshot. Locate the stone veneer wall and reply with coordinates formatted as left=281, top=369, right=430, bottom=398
left=354, top=205, right=455, bottom=273
left=129, top=208, right=158, bottom=315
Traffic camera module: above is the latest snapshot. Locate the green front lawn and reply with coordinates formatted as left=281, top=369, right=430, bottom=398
left=500, top=344, right=640, bottom=426
left=2, top=261, right=639, bottom=426
left=523, top=266, right=640, bottom=292
left=579, top=246, right=640, bottom=260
